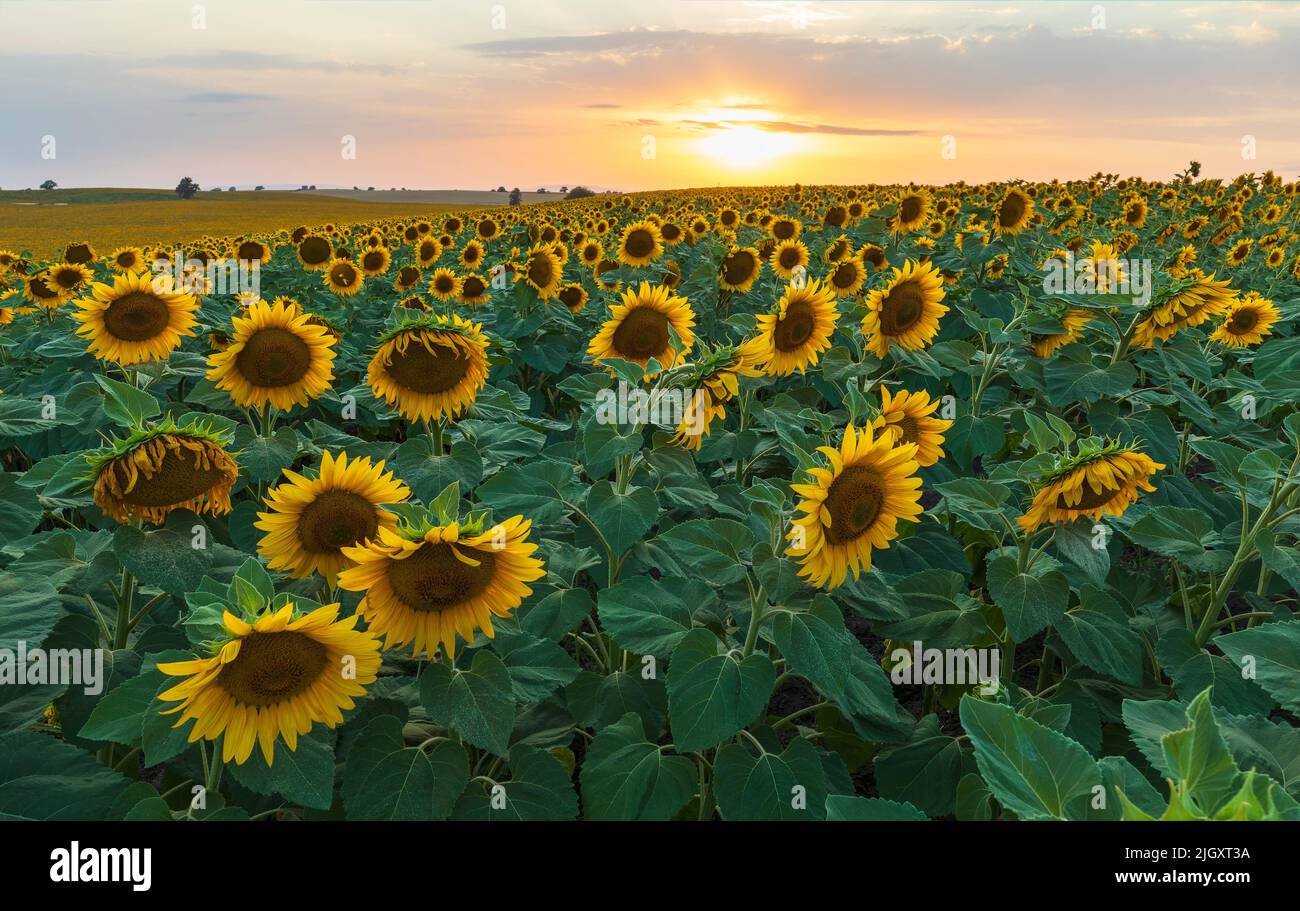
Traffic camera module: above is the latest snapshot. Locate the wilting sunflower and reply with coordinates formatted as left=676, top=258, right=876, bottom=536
left=1210, top=293, right=1280, bottom=348
left=256, top=450, right=410, bottom=585
left=337, top=514, right=545, bottom=658
left=770, top=239, right=811, bottom=281
left=207, top=298, right=337, bottom=411
left=73, top=270, right=199, bottom=365
left=428, top=267, right=460, bottom=301
left=993, top=187, right=1035, bottom=236
left=323, top=258, right=365, bottom=296
left=1133, top=273, right=1238, bottom=347
left=368, top=314, right=490, bottom=422
left=871, top=387, right=953, bottom=467
left=557, top=282, right=588, bottom=314
left=587, top=281, right=696, bottom=378
left=1032, top=309, right=1095, bottom=358
left=1017, top=440, right=1163, bottom=532
left=718, top=246, right=763, bottom=293
left=750, top=278, right=839, bottom=376
left=668, top=343, right=764, bottom=451
left=786, top=424, right=924, bottom=589
left=861, top=259, right=949, bottom=358
left=156, top=600, right=381, bottom=765
left=521, top=243, right=563, bottom=299
left=90, top=418, right=238, bottom=525
left=617, top=219, right=664, bottom=267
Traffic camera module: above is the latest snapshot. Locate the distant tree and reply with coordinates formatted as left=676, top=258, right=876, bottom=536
left=509, top=188, right=523, bottom=206
left=309, top=184, right=317, bottom=190
left=536, top=187, right=547, bottom=194
left=254, top=185, right=265, bottom=191
left=229, top=186, right=236, bottom=192
left=560, top=186, right=569, bottom=194
left=174, top=177, right=199, bottom=199
left=496, top=186, right=507, bottom=193
left=40, top=179, right=58, bottom=191
left=565, top=186, right=596, bottom=200
left=300, top=185, right=309, bottom=191
left=211, top=187, right=223, bottom=192
left=367, top=186, right=375, bottom=191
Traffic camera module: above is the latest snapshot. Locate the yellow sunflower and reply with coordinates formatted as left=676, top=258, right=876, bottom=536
left=827, top=255, right=869, bottom=298
left=861, top=259, right=949, bottom=358
left=786, top=424, right=924, bottom=589
left=993, top=187, right=1035, bottom=236
left=558, top=282, right=589, bottom=314
left=1017, top=441, right=1163, bottom=532
left=871, top=387, right=953, bottom=467
left=1032, top=309, right=1095, bottom=358
left=891, top=190, right=930, bottom=234
left=617, top=219, right=664, bottom=267
left=1210, top=293, right=1280, bottom=348
left=458, top=272, right=491, bottom=306
left=109, top=247, right=146, bottom=273
left=1133, top=273, right=1238, bottom=347
left=587, top=281, right=696, bottom=378
left=669, top=343, right=764, bottom=451
left=47, top=262, right=95, bottom=298
left=521, top=243, right=563, bottom=299
left=157, top=601, right=381, bottom=765
left=337, top=515, right=546, bottom=658
left=368, top=314, right=490, bottom=423
left=322, top=258, right=365, bottom=296
left=770, top=239, right=811, bottom=281
left=206, top=298, right=337, bottom=411
left=428, top=267, right=460, bottom=301
left=256, top=450, right=410, bottom=585
left=296, top=235, right=334, bottom=271
left=719, top=246, right=763, bottom=293
left=73, top=270, right=199, bottom=365
left=90, top=420, right=238, bottom=525
left=751, top=278, right=839, bottom=376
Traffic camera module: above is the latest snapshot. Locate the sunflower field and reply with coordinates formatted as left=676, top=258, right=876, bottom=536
left=2, top=175, right=1299, bottom=823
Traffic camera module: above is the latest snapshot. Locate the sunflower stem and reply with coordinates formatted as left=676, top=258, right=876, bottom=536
left=426, top=419, right=444, bottom=456
left=113, top=569, right=135, bottom=650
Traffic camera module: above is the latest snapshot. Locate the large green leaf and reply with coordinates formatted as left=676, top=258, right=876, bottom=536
left=597, top=575, right=698, bottom=657
left=420, top=649, right=517, bottom=756
left=986, top=554, right=1068, bottom=641
left=1214, top=621, right=1300, bottom=713
left=580, top=713, right=696, bottom=820
left=586, top=481, right=659, bottom=555
left=713, top=736, right=828, bottom=821
left=342, top=715, right=467, bottom=820
left=453, top=744, right=578, bottom=820
left=666, top=629, right=774, bottom=753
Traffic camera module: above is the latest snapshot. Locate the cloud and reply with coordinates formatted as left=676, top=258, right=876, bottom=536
left=1230, top=20, right=1280, bottom=43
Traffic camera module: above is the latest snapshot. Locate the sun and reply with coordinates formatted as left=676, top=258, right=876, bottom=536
left=696, top=125, right=797, bottom=169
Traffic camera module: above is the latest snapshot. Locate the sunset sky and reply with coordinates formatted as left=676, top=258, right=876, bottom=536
left=2, top=0, right=1299, bottom=190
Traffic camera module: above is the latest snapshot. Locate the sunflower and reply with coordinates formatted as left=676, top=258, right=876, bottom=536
left=368, top=314, right=490, bottom=422
left=337, top=515, right=545, bottom=658
left=1133, top=273, right=1238, bottom=347
left=750, top=278, right=839, bottom=376
left=579, top=241, right=603, bottom=268
left=90, top=419, right=238, bottom=525
left=73, top=270, right=199, bottom=364
left=296, top=235, right=333, bottom=271
left=156, top=600, right=381, bottom=765
left=234, top=239, right=272, bottom=266
left=786, top=424, right=924, bottom=589
left=871, top=387, right=953, bottom=467
left=861, top=259, right=949, bottom=358
left=207, top=298, right=337, bottom=411
left=993, top=187, right=1034, bottom=236
left=1017, top=441, right=1163, bottom=532
left=827, top=255, right=868, bottom=298
left=521, top=243, right=563, bottom=299
left=458, top=272, right=491, bottom=305
left=322, top=258, right=365, bottom=296
left=109, top=247, right=146, bottom=272
left=1225, top=239, right=1253, bottom=267
left=668, top=343, right=764, bottom=451
left=770, top=239, right=811, bottom=281
left=460, top=240, right=486, bottom=271
left=891, top=190, right=930, bottom=234
left=63, top=242, right=97, bottom=265
left=1031, top=309, right=1095, bottom=358
left=557, top=282, right=588, bottom=314
left=358, top=246, right=392, bottom=276
left=617, top=219, right=664, bottom=267
left=719, top=246, right=763, bottom=293
left=587, top=281, right=696, bottom=378
left=257, top=450, right=410, bottom=585
left=46, top=262, right=95, bottom=298
left=428, top=267, right=460, bottom=301
left=1210, top=293, right=1280, bottom=348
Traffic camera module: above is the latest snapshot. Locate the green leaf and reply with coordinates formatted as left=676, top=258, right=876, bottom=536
left=825, top=795, right=927, bottom=821
left=420, top=649, right=516, bottom=756
left=666, top=629, right=775, bottom=753
left=225, top=729, right=336, bottom=810
left=580, top=713, right=696, bottom=820
left=986, top=554, right=1068, bottom=641
left=597, top=575, right=697, bottom=657
left=1124, top=506, right=1231, bottom=572
left=520, top=588, right=593, bottom=641
left=1160, top=688, right=1239, bottom=813
left=0, top=575, right=61, bottom=648
left=1054, top=588, right=1143, bottom=685
left=565, top=670, right=667, bottom=735
left=395, top=437, right=482, bottom=503
left=0, top=730, right=131, bottom=819
left=1157, top=628, right=1272, bottom=717
left=770, top=597, right=852, bottom=697
left=232, top=425, right=298, bottom=485
left=1214, top=621, right=1300, bottom=713
left=342, top=715, right=468, bottom=820
left=78, top=670, right=165, bottom=747
left=959, top=696, right=1101, bottom=820
left=713, top=736, right=827, bottom=820
left=1043, top=349, right=1136, bottom=406
left=93, top=375, right=160, bottom=427
left=113, top=519, right=213, bottom=596
left=653, top=519, right=754, bottom=585
left=874, top=714, right=964, bottom=817
left=586, top=481, right=658, bottom=555
left=492, top=632, right=580, bottom=704
left=477, top=460, right=580, bottom=526
left=0, top=473, right=42, bottom=546
left=453, top=744, right=578, bottom=820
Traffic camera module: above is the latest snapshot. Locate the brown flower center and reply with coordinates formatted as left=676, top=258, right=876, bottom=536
left=297, top=489, right=379, bottom=553
left=386, top=542, right=497, bottom=611
left=118, top=444, right=226, bottom=508
left=298, top=236, right=331, bottom=265
left=775, top=298, right=816, bottom=352
left=329, top=262, right=358, bottom=287
left=823, top=465, right=885, bottom=545
left=613, top=307, right=670, bottom=360
left=998, top=193, right=1027, bottom=227
left=216, top=631, right=329, bottom=706
left=899, top=196, right=924, bottom=223
left=1056, top=482, right=1120, bottom=511
left=385, top=336, right=472, bottom=394
left=235, top=327, right=312, bottom=387
left=624, top=229, right=655, bottom=258
left=879, top=280, right=925, bottom=336
left=722, top=251, right=757, bottom=286
left=104, top=292, right=172, bottom=341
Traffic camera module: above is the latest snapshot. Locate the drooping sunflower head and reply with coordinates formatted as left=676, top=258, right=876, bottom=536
left=861, top=258, right=949, bottom=358
left=787, top=424, right=924, bottom=590
left=993, top=187, right=1035, bottom=236
left=256, top=450, right=411, bottom=585
left=1031, top=308, right=1095, bottom=358
left=323, top=258, right=365, bottom=296
left=63, top=242, right=97, bottom=265
left=751, top=278, right=839, bottom=376
left=1017, top=439, right=1164, bottom=532
left=73, top=270, right=200, bottom=365
left=368, top=313, right=490, bottom=423
left=1210, top=292, right=1280, bottom=349
left=1133, top=272, right=1238, bottom=348
left=618, top=219, right=664, bottom=267
left=718, top=246, right=763, bottom=293
left=157, top=599, right=382, bottom=765
left=337, top=513, right=546, bottom=658
left=667, top=341, right=764, bottom=451
left=89, top=417, right=238, bottom=525
left=206, top=298, right=337, bottom=411
left=871, top=386, right=953, bottom=467
left=587, top=281, right=696, bottom=378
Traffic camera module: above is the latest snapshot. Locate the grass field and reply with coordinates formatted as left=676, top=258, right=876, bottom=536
left=0, top=188, right=496, bottom=257
left=309, top=188, right=569, bottom=205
